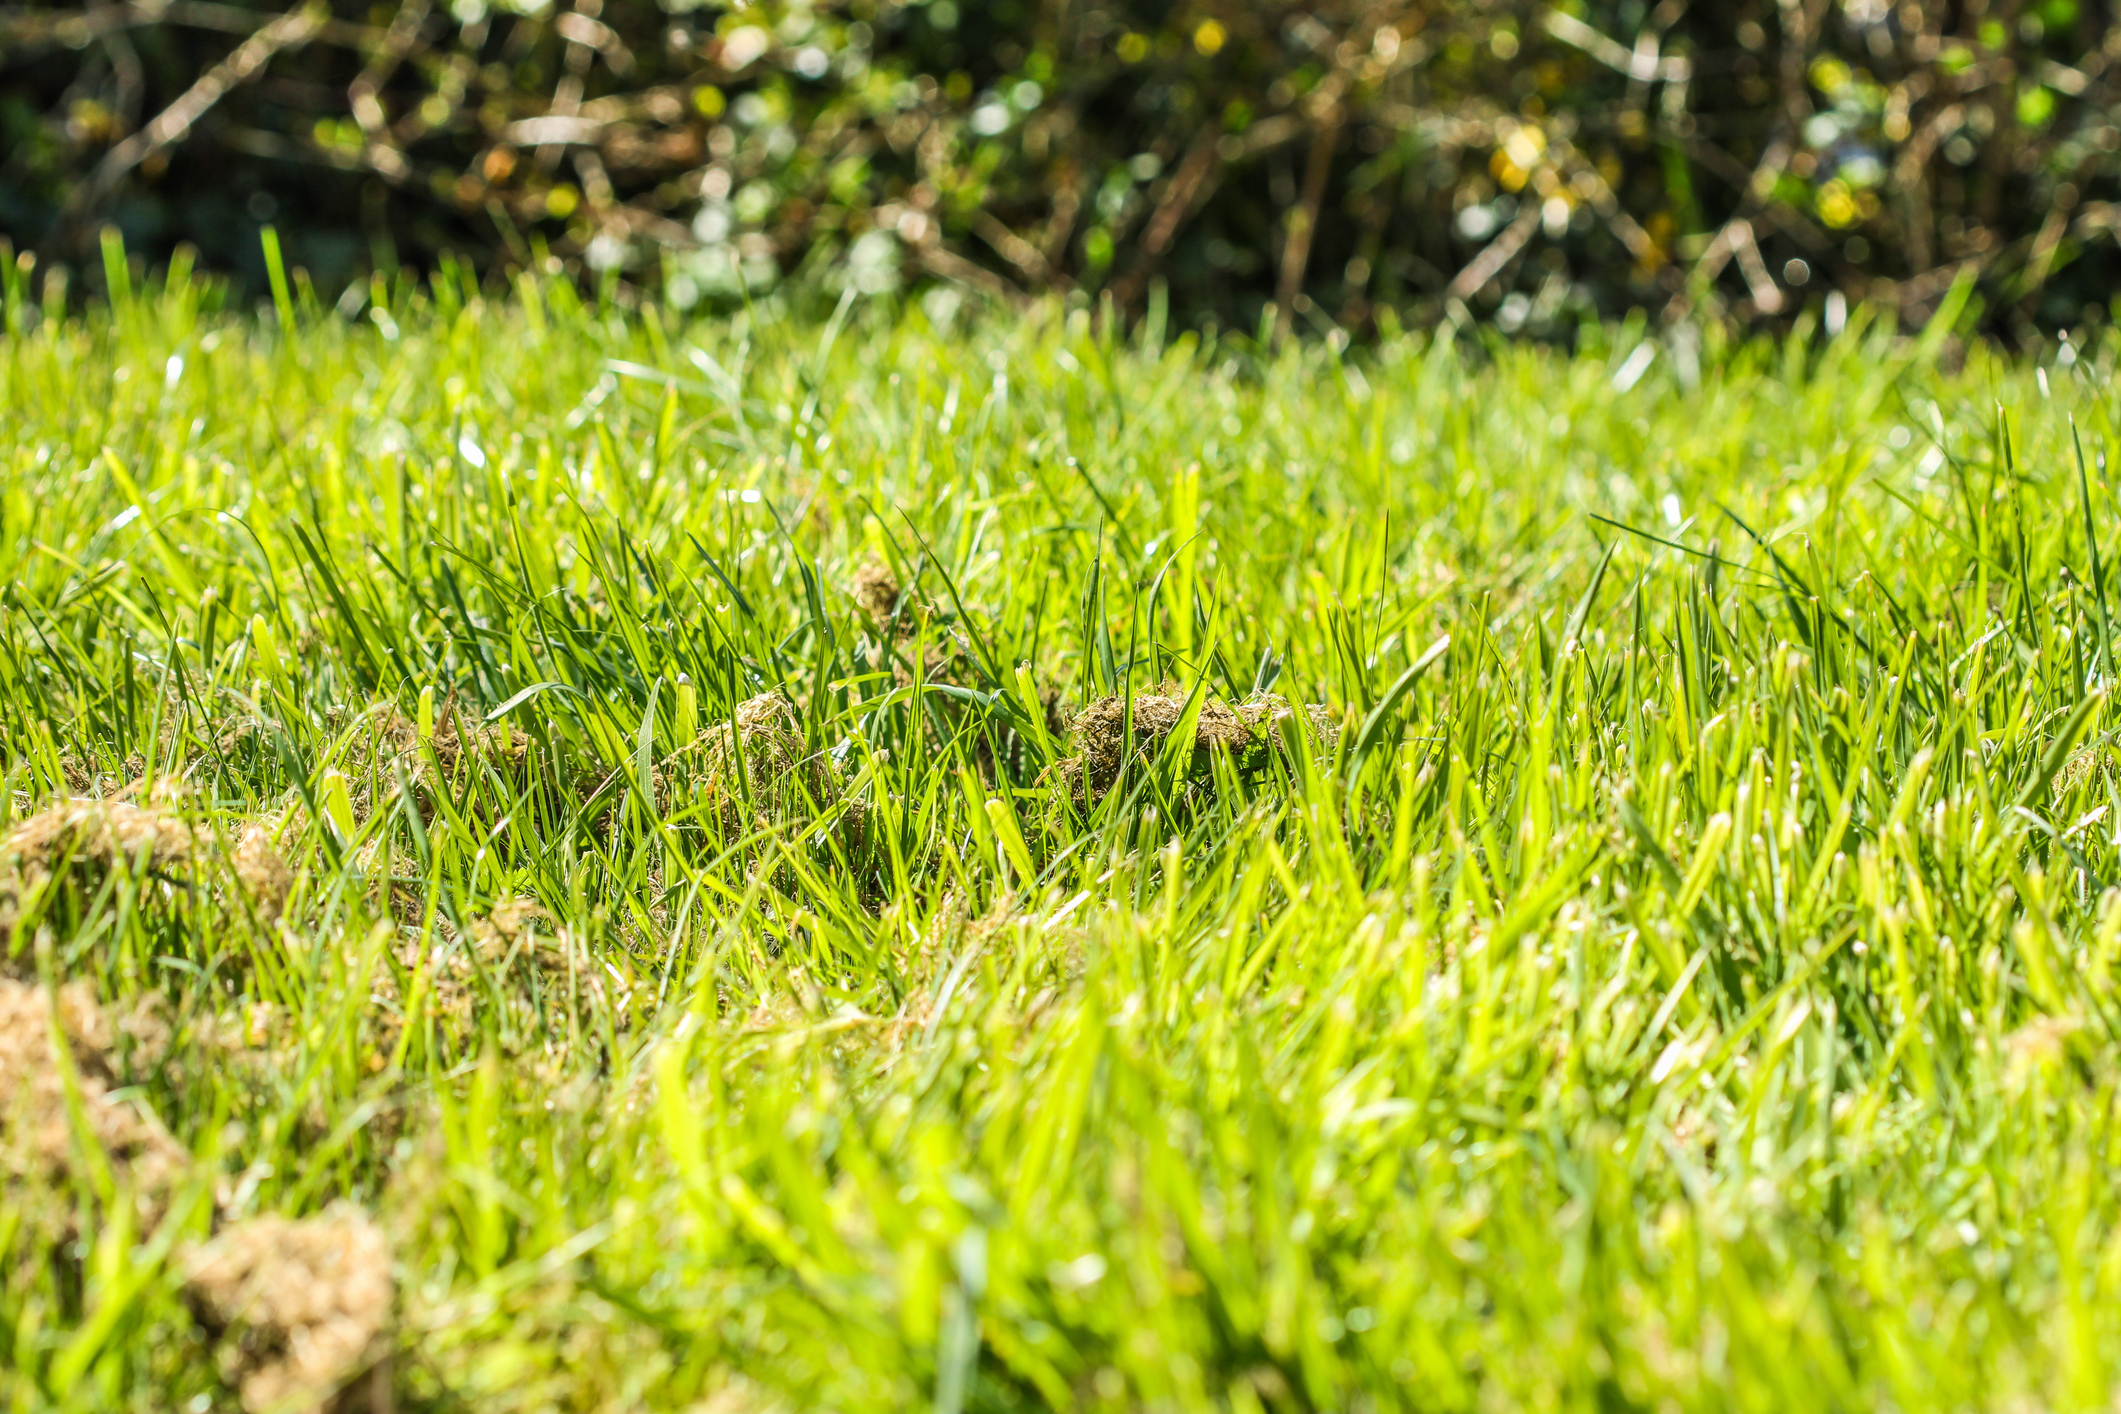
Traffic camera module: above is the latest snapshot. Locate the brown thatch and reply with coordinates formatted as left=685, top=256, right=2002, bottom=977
left=0, top=799, right=299, bottom=962
left=232, top=823, right=296, bottom=925
left=0, top=799, right=201, bottom=963
left=0, top=798, right=198, bottom=883
left=345, top=702, right=531, bottom=818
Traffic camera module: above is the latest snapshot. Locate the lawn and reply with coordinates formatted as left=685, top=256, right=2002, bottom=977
left=4, top=252, right=2119, bottom=1412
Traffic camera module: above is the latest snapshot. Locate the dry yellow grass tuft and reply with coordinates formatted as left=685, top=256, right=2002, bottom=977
left=57, top=752, right=149, bottom=797
left=1236, top=693, right=1340, bottom=743
left=0, top=977, right=187, bottom=1208
left=184, top=1204, right=394, bottom=1414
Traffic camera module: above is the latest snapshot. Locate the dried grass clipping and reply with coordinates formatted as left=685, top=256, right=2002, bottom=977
left=332, top=702, right=532, bottom=827
left=0, top=800, right=200, bottom=963
left=370, top=897, right=644, bottom=1050
left=1, top=798, right=197, bottom=885
left=2054, top=739, right=2115, bottom=797
left=1049, top=684, right=1336, bottom=804
left=1237, top=694, right=1341, bottom=751
left=233, top=823, right=295, bottom=925
left=850, top=562, right=907, bottom=630
left=848, top=562, right=980, bottom=681
left=0, top=800, right=298, bottom=958
left=0, top=978, right=186, bottom=1206
left=364, top=705, right=528, bottom=779
left=694, top=692, right=863, bottom=849
left=184, top=1204, right=394, bottom=1414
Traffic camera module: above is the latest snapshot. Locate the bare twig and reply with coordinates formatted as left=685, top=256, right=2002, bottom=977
left=1109, top=125, right=1223, bottom=307
left=348, top=0, right=429, bottom=137
left=1273, top=108, right=1343, bottom=345
left=54, top=2, right=327, bottom=242
left=915, top=242, right=1023, bottom=304
left=0, top=0, right=367, bottom=49
left=1140, top=127, right=1227, bottom=259
left=973, top=213, right=1058, bottom=288
left=1446, top=201, right=1541, bottom=301
left=1541, top=9, right=1691, bottom=83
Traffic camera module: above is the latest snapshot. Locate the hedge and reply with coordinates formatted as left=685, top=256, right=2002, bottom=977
left=1, top=0, right=2116, bottom=339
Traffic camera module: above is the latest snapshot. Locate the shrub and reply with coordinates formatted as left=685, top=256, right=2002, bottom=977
left=3, top=0, right=2118, bottom=340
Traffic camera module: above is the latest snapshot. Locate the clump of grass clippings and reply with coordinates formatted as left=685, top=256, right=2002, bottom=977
left=1050, top=684, right=1338, bottom=804
left=183, top=1205, right=393, bottom=1414
left=2054, top=736, right=2117, bottom=796
left=337, top=702, right=533, bottom=824
left=0, top=797, right=198, bottom=887
left=0, top=798, right=200, bottom=966
left=1235, top=693, right=1342, bottom=752
left=231, top=823, right=296, bottom=925
left=0, top=978, right=186, bottom=1218
left=0, top=798, right=298, bottom=966
left=693, top=690, right=868, bottom=856
left=848, top=561, right=984, bottom=691
left=850, top=562, right=909, bottom=630
left=366, top=895, right=641, bottom=1056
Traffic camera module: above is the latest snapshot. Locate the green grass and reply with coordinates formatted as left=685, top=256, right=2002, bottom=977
left=4, top=257, right=2121, bottom=1413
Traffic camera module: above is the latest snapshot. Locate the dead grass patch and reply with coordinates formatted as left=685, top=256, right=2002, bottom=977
left=233, top=823, right=296, bottom=925
left=1, top=798, right=198, bottom=883
left=339, top=702, right=533, bottom=824
left=850, top=562, right=910, bottom=630
left=368, top=897, right=645, bottom=1056
left=846, top=564, right=1072, bottom=784
left=2055, top=738, right=2116, bottom=796
left=57, top=752, right=149, bottom=797
left=0, top=798, right=200, bottom=964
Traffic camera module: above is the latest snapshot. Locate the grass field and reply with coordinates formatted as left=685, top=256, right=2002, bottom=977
left=5, top=251, right=2121, bottom=1412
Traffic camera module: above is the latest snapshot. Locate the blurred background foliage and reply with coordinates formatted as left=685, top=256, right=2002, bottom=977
left=1, top=0, right=2118, bottom=342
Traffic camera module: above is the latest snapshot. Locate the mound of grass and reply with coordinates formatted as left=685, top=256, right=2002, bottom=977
left=3, top=272, right=2120, bottom=1411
